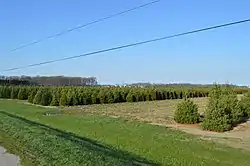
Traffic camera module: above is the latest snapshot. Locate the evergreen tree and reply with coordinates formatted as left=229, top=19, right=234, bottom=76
left=11, top=86, right=19, bottom=99
left=50, top=88, right=60, bottom=106
left=28, top=88, right=38, bottom=103
left=33, top=88, right=43, bottom=104
left=18, top=87, right=28, bottom=100
left=59, top=89, right=68, bottom=106
left=40, top=88, right=52, bottom=106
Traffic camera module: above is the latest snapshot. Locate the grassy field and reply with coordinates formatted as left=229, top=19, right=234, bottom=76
left=1, top=99, right=250, bottom=166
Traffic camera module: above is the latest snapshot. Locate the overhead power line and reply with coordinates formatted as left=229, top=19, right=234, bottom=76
left=3, top=18, right=250, bottom=72
left=11, top=0, right=162, bottom=52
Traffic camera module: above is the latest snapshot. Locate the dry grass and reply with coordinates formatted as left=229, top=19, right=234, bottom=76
left=63, top=98, right=208, bottom=125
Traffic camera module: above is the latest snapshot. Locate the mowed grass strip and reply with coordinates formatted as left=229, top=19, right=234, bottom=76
left=0, top=111, right=159, bottom=166
left=1, top=100, right=250, bottom=166
left=0, top=131, right=37, bottom=166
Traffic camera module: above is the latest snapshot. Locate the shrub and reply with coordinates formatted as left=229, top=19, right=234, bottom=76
left=174, top=99, right=199, bottom=124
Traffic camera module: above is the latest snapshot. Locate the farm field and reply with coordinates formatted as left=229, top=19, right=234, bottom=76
left=1, top=99, right=250, bottom=165
left=55, top=95, right=250, bottom=150
left=57, top=95, right=250, bottom=151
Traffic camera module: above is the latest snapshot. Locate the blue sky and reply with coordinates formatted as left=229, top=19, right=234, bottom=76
left=1, top=0, right=250, bottom=85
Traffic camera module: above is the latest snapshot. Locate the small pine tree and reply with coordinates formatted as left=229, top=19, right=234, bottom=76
left=155, top=91, right=161, bottom=100
left=179, top=91, right=183, bottom=99
left=1, top=86, right=11, bottom=98
left=151, top=89, right=157, bottom=101
left=169, top=92, right=174, bottom=99
left=98, top=89, right=108, bottom=104
left=91, top=91, right=100, bottom=104
left=28, top=88, right=38, bottom=103
left=85, top=90, right=92, bottom=105
left=59, top=89, right=68, bottom=106
left=113, top=90, right=122, bottom=103
left=40, top=88, right=52, bottom=106
left=106, top=91, right=114, bottom=104
left=174, top=99, right=199, bottom=124
left=145, top=89, right=152, bottom=101
left=239, top=92, right=250, bottom=117
left=50, top=88, right=60, bottom=106
left=0, top=86, right=3, bottom=98
left=126, top=91, right=136, bottom=102
left=67, top=89, right=78, bottom=106
left=120, top=90, right=128, bottom=102
left=11, top=87, right=19, bottom=99
left=174, top=91, right=178, bottom=99
left=18, top=87, right=28, bottom=100
left=78, top=89, right=85, bottom=105
left=165, top=91, right=170, bottom=100
left=201, top=84, right=244, bottom=132
left=33, top=88, right=43, bottom=104
left=161, top=91, right=166, bottom=100
left=140, top=91, right=146, bottom=101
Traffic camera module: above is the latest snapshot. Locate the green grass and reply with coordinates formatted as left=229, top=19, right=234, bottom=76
left=1, top=100, right=250, bottom=166
left=0, top=131, right=36, bottom=166
left=0, top=112, right=157, bottom=166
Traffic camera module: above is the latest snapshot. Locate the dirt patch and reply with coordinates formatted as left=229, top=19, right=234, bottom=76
left=20, top=101, right=58, bottom=109
left=163, top=121, right=250, bottom=151
left=0, top=146, right=20, bottom=166
left=61, top=98, right=207, bottom=125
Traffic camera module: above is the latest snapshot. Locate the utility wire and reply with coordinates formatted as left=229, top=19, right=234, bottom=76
left=3, top=18, right=250, bottom=72
left=11, top=0, right=162, bottom=52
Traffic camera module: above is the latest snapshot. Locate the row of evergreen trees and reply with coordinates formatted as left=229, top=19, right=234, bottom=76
left=0, top=85, right=210, bottom=106
left=0, top=85, right=246, bottom=107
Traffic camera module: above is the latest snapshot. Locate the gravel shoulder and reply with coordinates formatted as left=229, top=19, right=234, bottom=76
left=0, top=146, right=20, bottom=166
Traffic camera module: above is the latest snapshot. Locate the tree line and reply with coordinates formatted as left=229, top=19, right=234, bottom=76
left=0, top=75, right=97, bottom=86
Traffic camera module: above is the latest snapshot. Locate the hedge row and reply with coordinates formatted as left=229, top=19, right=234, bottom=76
left=0, top=85, right=247, bottom=106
